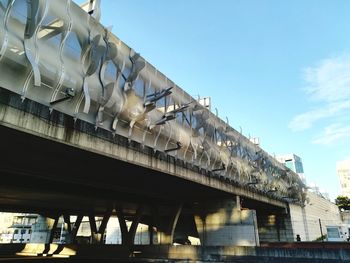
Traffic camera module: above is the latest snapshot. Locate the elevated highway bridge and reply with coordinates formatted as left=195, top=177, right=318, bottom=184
left=0, top=0, right=305, bottom=253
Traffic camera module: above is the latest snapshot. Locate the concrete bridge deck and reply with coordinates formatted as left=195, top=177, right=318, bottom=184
left=0, top=88, right=287, bottom=213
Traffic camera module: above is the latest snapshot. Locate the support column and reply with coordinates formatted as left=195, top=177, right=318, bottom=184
left=158, top=204, right=183, bottom=245
left=63, top=215, right=72, bottom=233
left=89, top=214, right=99, bottom=244
left=88, top=209, right=113, bottom=244
left=116, top=205, right=144, bottom=246
left=194, top=199, right=259, bottom=246
left=98, top=209, right=112, bottom=244
left=71, top=215, right=83, bottom=243
left=47, top=215, right=59, bottom=244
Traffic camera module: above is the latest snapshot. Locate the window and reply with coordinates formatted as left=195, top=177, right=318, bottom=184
left=327, top=228, right=340, bottom=239
left=285, top=160, right=294, bottom=171
left=14, top=229, right=19, bottom=234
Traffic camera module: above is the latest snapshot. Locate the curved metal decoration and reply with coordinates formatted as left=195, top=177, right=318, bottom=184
left=0, top=0, right=15, bottom=62
left=50, top=0, right=73, bottom=104
left=0, top=0, right=305, bottom=203
left=24, top=0, right=49, bottom=88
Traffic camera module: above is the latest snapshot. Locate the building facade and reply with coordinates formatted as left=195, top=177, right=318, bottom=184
left=277, top=154, right=306, bottom=184
left=337, top=159, right=350, bottom=197
left=289, top=191, right=342, bottom=241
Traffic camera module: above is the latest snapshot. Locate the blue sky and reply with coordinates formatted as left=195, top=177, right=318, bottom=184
left=76, top=0, right=350, bottom=200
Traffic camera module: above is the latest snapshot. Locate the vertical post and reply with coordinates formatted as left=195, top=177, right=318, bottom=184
left=301, top=206, right=309, bottom=241
left=319, top=218, right=324, bottom=242
left=236, top=196, right=241, bottom=210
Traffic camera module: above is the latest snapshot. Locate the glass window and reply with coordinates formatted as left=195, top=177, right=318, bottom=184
left=327, top=228, right=340, bottom=239
left=285, top=160, right=294, bottom=171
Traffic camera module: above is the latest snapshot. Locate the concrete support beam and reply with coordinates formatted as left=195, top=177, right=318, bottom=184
left=98, top=208, right=113, bottom=244
left=116, top=205, right=144, bottom=246
left=63, top=215, right=72, bottom=233
left=89, top=215, right=100, bottom=244
left=88, top=208, right=113, bottom=244
left=194, top=199, right=259, bottom=246
left=71, top=215, right=83, bottom=242
left=47, top=216, right=59, bottom=244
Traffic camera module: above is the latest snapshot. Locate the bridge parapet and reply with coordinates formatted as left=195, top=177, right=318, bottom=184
left=0, top=0, right=304, bottom=203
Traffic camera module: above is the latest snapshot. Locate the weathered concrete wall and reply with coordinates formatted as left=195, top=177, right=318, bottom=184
left=257, top=211, right=294, bottom=242
left=194, top=199, right=259, bottom=246
left=289, top=203, right=309, bottom=241
left=289, top=191, right=342, bottom=241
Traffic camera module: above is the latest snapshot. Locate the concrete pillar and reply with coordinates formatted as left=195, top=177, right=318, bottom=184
left=158, top=204, right=183, bottom=245
left=70, top=215, right=83, bottom=243
left=97, top=209, right=112, bottom=244
left=194, top=199, right=259, bottom=246
left=88, top=211, right=112, bottom=244
left=116, top=205, right=144, bottom=246
left=89, top=215, right=101, bottom=244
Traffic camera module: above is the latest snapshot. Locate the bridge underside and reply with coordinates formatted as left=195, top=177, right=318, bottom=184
left=0, top=90, right=292, bottom=245
left=0, top=88, right=287, bottom=213
left=0, top=122, right=233, bottom=215
left=0, top=121, right=284, bottom=213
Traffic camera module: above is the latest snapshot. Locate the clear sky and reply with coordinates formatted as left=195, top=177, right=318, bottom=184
left=76, top=0, right=350, bottom=201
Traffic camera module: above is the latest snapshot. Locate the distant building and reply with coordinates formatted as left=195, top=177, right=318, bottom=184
left=11, top=214, right=38, bottom=243
left=0, top=213, right=42, bottom=243
left=0, top=213, right=16, bottom=243
left=337, top=159, right=350, bottom=197
left=276, top=153, right=306, bottom=184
